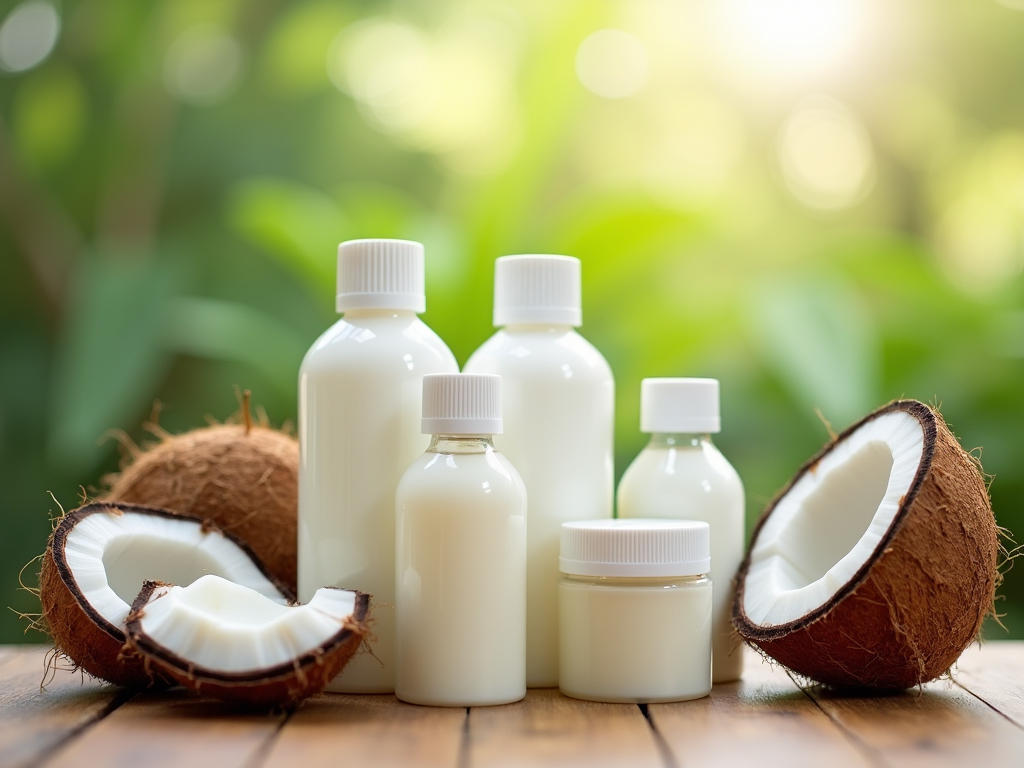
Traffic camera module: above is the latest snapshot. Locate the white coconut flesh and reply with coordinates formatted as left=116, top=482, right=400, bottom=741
left=63, top=509, right=289, bottom=632
left=742, top=410, right=926, bottom=628
left=132, top=575, right=358, bottom=674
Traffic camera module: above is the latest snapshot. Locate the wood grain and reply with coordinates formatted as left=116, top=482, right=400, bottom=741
left=41, top=689, right=286, bottom=768
left=802, top=662, right=1024, bottom=767
left=261, top=694, right=464, bottom=768
left=950, top=641, right=1024, bottom=728
left=465, top=688, right=662, bottom=768
left=0, top=646, right=127, bottom=768
left=649, top=650, right=873, bottom=768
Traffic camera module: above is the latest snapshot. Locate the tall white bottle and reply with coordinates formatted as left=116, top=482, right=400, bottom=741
left=298, top=238, right=458, bottom=693
left=463, top=254, right=614, bottom=688
left=395, top=373, right=527, bottom=707
left=617, top=378, right=745, bottom=683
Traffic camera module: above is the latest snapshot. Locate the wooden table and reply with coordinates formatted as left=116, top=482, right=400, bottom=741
left=2, top=642, right=1023, bottom=767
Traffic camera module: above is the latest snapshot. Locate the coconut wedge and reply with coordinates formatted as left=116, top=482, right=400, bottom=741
left=40, top=502, right=293, bottom=687
left=733, top=400, right=999, bottom=689
left=126, top=575, right=369, bottom=706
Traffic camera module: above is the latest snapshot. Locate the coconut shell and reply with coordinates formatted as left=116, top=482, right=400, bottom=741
left=732, top=400, right=999, bottom=690
left=39, top=502, right=293, bottom=688
left=104, top=423, right=298, bottom=593
left=126, top=582, right=371, bottom=707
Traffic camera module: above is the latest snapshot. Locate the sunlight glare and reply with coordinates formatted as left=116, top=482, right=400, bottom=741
left=718, top=0, right=864, bottom=78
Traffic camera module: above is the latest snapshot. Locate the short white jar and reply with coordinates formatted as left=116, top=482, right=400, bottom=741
left=558, top=519, right=712, bottom=703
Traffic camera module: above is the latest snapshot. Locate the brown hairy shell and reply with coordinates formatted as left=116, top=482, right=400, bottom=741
left=732, top=400, right=1000, bottom=690
left=104, top=423, right=298, bottom=593
left=39, top=502, right=292, bottom=688
left=126, top=582, right=370, bottom=707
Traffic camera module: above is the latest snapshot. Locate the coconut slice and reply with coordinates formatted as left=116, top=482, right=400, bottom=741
left=126, top=575, right=369, bottom=706
left=733, top=400, right=999, bottom=689
left=40, top=502, right=293, bottom=688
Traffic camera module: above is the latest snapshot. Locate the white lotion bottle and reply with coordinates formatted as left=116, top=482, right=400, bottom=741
left=617, top=378, right=745, bottom=683
left=298, top=238, right=458, bottom=693
left=395, top=373, right=527, bottom=707
left=463, top=254, right=614, bottom=688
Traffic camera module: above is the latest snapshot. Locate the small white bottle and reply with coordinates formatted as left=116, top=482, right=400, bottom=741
left=617, top=378, right=745, bottom=684
left=463, top=254, right=614, bottom=688
left=559, top=519, right=713, bottom=703
left=298, top=239, right=458, bottom=693
left=395, top=373, right=527, bottom=707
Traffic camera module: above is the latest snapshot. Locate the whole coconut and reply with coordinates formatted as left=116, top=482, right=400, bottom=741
left=104, top=396, right=298, bottom=592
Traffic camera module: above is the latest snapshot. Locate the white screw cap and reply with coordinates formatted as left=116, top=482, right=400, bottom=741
left=422, top=373, right=503, bottom=435
left=493, top=254, right=582, bottom=327
left=641, top=378, right=721, bottom=434
left=336, top=238, right=426, bottom=313
left=560, top=519, right=711, bottom=578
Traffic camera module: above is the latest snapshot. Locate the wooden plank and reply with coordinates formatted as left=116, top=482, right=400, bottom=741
left=0, top=646, right=127, bottom=768
left=41, top=689, right=286, bottom=768
left=465, top=688, right=662, bottom=768
left=649, top=648, right=873, bottom=768
left=0, top=646, right=21, bottom=670
left=802, top=662, right=1024, bottom=767
left=261, top=694, right=463, bottom=768
left=950, top=640, right=1024, bottom=727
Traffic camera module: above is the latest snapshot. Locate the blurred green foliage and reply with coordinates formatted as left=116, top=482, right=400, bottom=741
left=1, top=0, right=1023, bottom=644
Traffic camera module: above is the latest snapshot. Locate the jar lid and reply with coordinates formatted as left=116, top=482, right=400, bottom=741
left=560, top=519, right=710, bottom=577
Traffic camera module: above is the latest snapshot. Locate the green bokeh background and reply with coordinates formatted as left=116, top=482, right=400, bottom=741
left=1, top=0, right=1022, bottom=644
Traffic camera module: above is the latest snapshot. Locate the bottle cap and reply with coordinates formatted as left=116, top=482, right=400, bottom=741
left=336, top=239, right=426, bottom=313
left=560, top=519, right=711, bottom=578
left=422, top=373, right=503, bottom=435
left=640, top=378, right=721, bottom=434
left=493, top=254, right=582, bottom=327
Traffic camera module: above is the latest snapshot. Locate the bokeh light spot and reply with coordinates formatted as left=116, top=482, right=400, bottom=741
left=328, top=20, right=431, bottom=132
left=575, top=29, right=649, bottom=100
left=715, top=0, right=863, bottom=80
left=778, top=95, right=875, bottom=210
left=0, top=0, right=60, bottom=73
left=164, top=26, right=244, bottom=106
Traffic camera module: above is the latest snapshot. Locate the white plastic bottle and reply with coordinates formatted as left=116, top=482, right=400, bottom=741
left=616, top=378, right=745, bottom=684
left=395, top=373, right=527, bottom=707
left=298, top=238, right=458, bottom=693
left=463, top=255, right=614, bottom=688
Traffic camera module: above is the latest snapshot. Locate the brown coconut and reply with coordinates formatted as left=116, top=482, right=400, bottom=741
left=39, top=502, right=293, bottom=688
left=104, top=404, right=298, bottom=593
left=126, top=579, right=370, bottom=707
left=732, top=399, right=1000, bottom=690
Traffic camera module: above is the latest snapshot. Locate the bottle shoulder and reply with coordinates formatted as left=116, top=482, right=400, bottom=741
left=301, top=316, right=457, bottom=373
left=464, top=328, right=612, bottom=382
left=398, top=448, right=527, bottom=501
left=619, top=443, right=744, bottom=497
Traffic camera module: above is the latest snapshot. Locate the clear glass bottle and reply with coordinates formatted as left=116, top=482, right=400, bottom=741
left=617, top=378, right=745, bottom=683
left=395, top=373, right=527, bottom=707
left=558, top=519, right=712, bottom=703
left=463, top=254, right=614, bottom=688
left=298, top=239, right=458, bottom=693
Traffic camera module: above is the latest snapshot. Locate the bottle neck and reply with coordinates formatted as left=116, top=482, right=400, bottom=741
left=342, top=307, right=418, bottom=320
left=502, top=322, right=575, bottom=333
left=646, top=433, right=714, bottom=449
left=427, top=435, right=495, bottom=454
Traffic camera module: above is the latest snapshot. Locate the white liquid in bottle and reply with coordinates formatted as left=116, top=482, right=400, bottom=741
left=298, top=239, right=457, bottom=693
left=464, top=255, right=613, bottom=688
left=396, top=373, right=527, bottom=707
left=617, top=378, right=745, bottom=684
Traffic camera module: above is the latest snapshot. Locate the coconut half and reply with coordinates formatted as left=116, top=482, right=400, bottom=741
left=126, top=575, right=369, bottom=706
left=733, top=400, right=999, bottom=689
left=40, top=502, right=293, bottom=688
